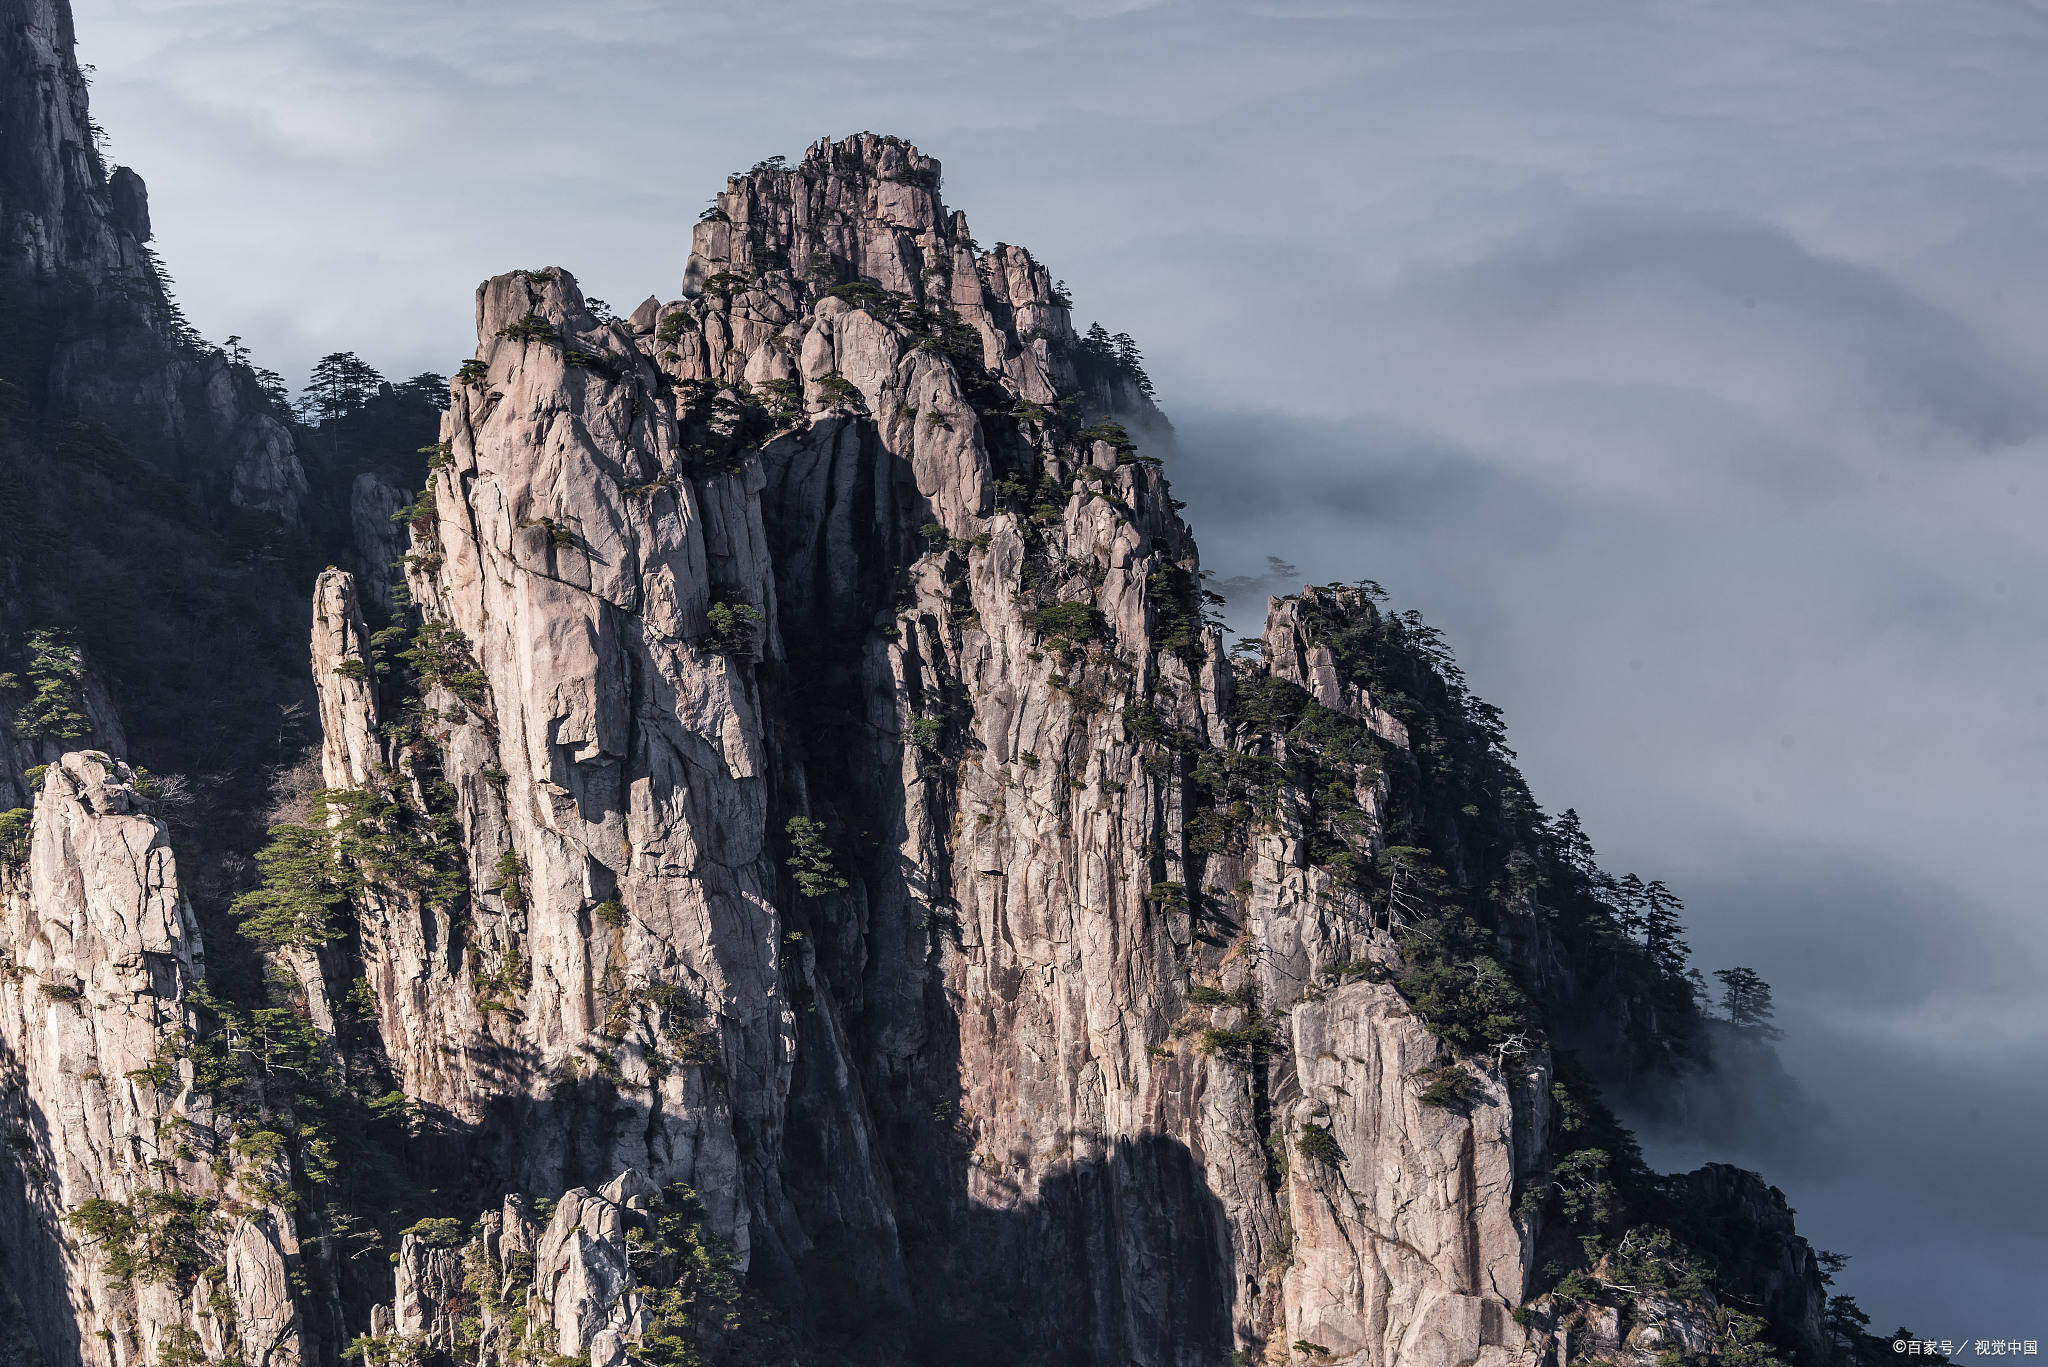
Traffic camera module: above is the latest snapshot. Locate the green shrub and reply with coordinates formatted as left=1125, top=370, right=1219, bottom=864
left=1413, top=1062, right=1481, bottom=1110
left=397, top=619, right=488, bottom=709
left=1397, top=954, right=1529, bottom=1052
left=1025, top=600, right=1104, bottom=648
left=624, top=1184, right=794, bottom=1363
left=236, top=785, right=466, bottom=945
left=232, top=804, right=352, bottom=946
left=592, top=896, right=626, bottom=929
left=1187, top=984, right=1253, bottom=1008
left=492, top=849, right=527, bottom=912
left=1146, top=561, right=1208, bottom=656
left=519, top=515, right=576, bottom=549
left=816, top=374, right=865, bottom=411
left=1295, top=1124, right=1342, bottom=1167
left=563, top=349, right=624, bottom=380
left=785, top=817, right=847, bottom=898
left=0, top=807, right=31, bottom=868
left=705, top=597, right=763, bottom=655
left=1120, top=703, right=1167, bottom=746
left=468, top=950, right=524, bottom=1016
left=755, top=377, right=803, bottom=423
left=1196, top=1022, right=1269, bottom=1068
left=1148, top=881, right=1188, bottom=912
left=906, top=715, right=944, bottom=752
left=823, top=281, right=888, bottom=309
left=156, top=1326, right=207, bottom=1367
left=656, top=312, right=692, bottom=345
left=699, top=271, right=750, bottom=300
left=400, top=1216, right=468, bottom=1248
left=66, top=1190, right=215, bottom=1287
left=668, top=1026, right=721, bottom=1067
left=496, top=314, right=556, bottom=344
left=1079, top=420, right=1138, bottom=457
left=390, top=486, right=436, bottom=535
left=345, top=1334, right=428, bottom=1365
left=125, top=1037, right=180, bottom=1090
left=1, top=629, right=90, bottom=741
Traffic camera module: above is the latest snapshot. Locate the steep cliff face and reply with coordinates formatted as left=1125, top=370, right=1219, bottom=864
left=0, top=89, right=1851, bottom=1367
left=274, top=138, right=1588, bottom=1366
left=0, top=0, right=152, bottom=290
left=0, top=754, right=301, bottom=1367
left=0, top=0, right=385, bottom=939
left=1, top=0, right=306, bottom=523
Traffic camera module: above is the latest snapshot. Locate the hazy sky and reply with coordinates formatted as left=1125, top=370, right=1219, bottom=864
left=74, top=0, right=2046, bottom=1337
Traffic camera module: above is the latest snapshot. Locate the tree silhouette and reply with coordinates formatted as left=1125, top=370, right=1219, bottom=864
left=1712, top=966, right=1781, bottom=1038
left=298, top=351, right=384, bottom=422
left=393, top=371, right=451, bottom=411
left=1549, top=808, right=1599, bottom=879
left=1604, top=872, right=1648, bottom=938
left=1640, top=879, right=1690, bottom=978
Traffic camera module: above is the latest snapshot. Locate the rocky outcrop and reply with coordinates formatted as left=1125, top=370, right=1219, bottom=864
left=1276, top=980, right=1540, bottom=1367
left=368, top=1172, right=661, bottom=1367
left=311, top=569, right=382, bottom=792
left=348, top=471, right=414, bottom=612
left=0, top=88, right=1842, bottom=1367
left=1673, top=1165, right=1830, bottom=1353
left=0, top=753, right=301, bottom=1367
left=1, top=0, right=309, bottom=526
left=0, top=0, right=157, bottom=290
left=279, top=138, right=1565, bottom=1366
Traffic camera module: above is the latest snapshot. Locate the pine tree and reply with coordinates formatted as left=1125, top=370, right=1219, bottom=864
left=299, top=351, right=385, bottom=422
left=1111, top=331, right=1156, bottom=398
left=1712, top=966, right=1781, bottom=1038
left=393, top=372, right=451, bottom=411
left=1604, top=872, right=1648, bottom=938
left=1547, top=808, right=1599, bottom=879
left=1640, top=878, right=1690, bottom=978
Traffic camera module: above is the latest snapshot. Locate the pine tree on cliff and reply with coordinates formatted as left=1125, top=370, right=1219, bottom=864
left=1713, top=965, right=1782, bottom=1038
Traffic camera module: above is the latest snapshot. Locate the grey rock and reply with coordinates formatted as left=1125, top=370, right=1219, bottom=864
left=0, top=753, right=302, bottom=1367
left=0, top=120, right=1835, bottom=1367
left=349, top=471, right=415, bottom=613
left=343, top=137, right=1540, bottom=1364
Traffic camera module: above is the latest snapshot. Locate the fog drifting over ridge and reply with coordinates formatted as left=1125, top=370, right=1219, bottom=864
left=73, top=0, right=2048, bottom=1336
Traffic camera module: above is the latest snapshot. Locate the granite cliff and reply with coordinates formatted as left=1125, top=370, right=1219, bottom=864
left=0, top=7, right=1908, bottom=1366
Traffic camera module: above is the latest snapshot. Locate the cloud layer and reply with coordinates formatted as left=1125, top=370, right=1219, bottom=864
left=73, top=0, right=2048, bottom=1335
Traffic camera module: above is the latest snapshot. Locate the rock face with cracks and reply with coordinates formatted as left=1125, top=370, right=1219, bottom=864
left=0, top=754, right=303, bottom=1367
left=310, top=138, right=1561, bottom=1365
left=0, top=134, right=1835, bottom=1367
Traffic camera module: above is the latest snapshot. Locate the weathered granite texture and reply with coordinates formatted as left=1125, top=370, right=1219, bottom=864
left=0, top=94, right=1835, bottom=1367
left=0, top=754, right=302, bottom=1367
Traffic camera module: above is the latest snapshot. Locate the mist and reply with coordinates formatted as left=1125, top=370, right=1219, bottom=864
left=1174, top=397, right=2048, bottom=1331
